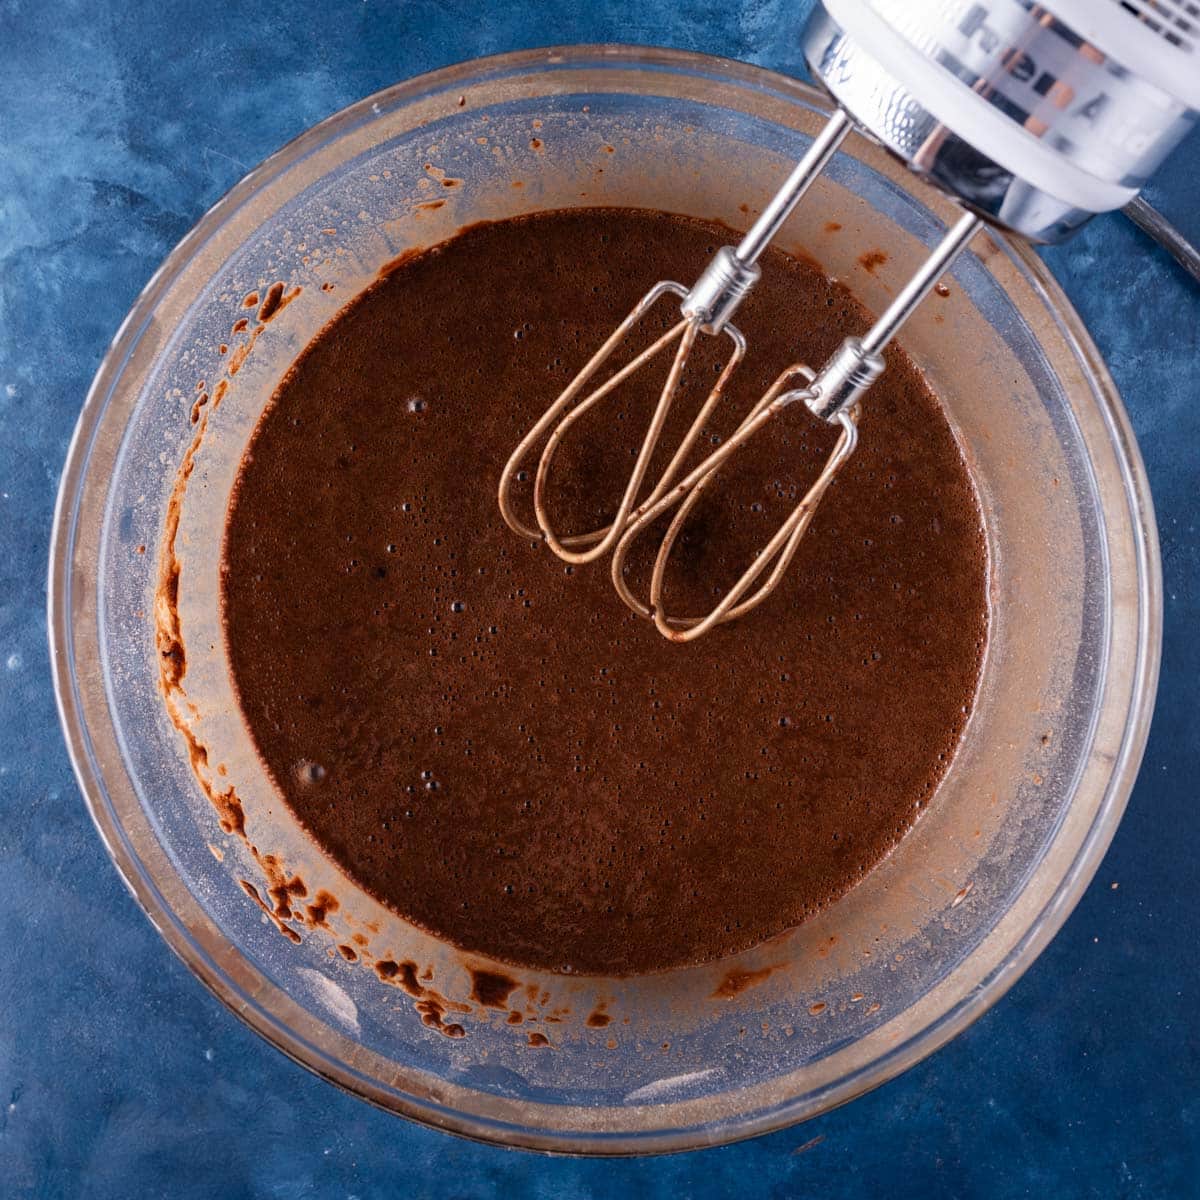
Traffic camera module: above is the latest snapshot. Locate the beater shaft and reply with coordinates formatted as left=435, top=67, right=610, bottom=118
left=731, top=110, right=854, bottom=279
left=801, top=212, right=984, bottom=421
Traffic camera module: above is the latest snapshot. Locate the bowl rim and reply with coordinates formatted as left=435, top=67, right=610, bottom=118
left=47, top=42, right=1162, bottom=1155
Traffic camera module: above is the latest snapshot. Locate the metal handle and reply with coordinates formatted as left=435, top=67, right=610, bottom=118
left=1123, top=197, right=1200, bottom=288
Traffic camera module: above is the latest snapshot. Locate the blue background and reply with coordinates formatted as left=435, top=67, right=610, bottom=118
left=2, top=1, right=1197, bottom=1196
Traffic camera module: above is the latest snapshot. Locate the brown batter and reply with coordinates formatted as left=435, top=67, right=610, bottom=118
left=221, top=208, right=987, bottom=976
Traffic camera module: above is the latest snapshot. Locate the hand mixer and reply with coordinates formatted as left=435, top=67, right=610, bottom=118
left=500, top=0, right=1199, bottom=641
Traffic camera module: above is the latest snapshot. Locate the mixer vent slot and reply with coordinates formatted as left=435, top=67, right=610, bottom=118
left=1114, top=0, right=1198, bottom=51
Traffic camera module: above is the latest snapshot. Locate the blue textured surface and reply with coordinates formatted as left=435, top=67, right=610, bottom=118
left=2, top=1, right=1198, bottom=1195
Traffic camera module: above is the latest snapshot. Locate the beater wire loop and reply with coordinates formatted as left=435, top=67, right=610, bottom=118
left=610, top=365, right=859, bottom=642
left=498, top=281, right=746, bottom=563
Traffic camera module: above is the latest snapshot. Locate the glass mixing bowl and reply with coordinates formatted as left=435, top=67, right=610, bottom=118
left=49, top=46, right=1159, bottom=1154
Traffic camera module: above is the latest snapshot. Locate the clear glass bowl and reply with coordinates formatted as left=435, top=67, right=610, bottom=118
left=49, top=46, right=1160, bottom=1154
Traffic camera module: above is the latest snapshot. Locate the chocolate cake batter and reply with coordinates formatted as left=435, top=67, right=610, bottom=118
left=222, top=209, right=988, bottom=976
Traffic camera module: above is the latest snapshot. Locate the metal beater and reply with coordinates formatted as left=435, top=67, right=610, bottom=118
left=500, top=0, right=1199, bottom=640
left=496, top=110, right=854, bottom=564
